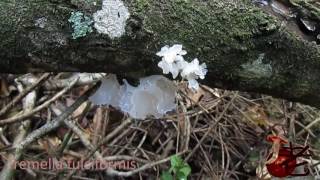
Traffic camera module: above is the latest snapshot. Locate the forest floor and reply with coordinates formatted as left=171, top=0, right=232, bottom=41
left=0, top=73, right=319, bottom=180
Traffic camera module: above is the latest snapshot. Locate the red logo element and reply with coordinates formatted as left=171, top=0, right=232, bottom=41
left=265, top=135, right=310, bottom=177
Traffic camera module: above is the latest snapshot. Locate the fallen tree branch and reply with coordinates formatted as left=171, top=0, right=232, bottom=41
left=1, top=1, right=320, bottom=107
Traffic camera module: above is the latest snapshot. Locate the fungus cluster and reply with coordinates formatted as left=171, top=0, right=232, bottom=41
left=157, top=45, right=207, bottom=91
left=89, top=44, right=207, bottom=119
left=89, top=75, right=176, bottom=119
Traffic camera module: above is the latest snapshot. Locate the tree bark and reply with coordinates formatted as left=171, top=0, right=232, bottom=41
left=1, top=0, right=320, bottom=107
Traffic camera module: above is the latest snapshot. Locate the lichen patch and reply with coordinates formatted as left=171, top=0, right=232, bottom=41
left=35, top=17, right=47, bottom=29
left=93, top=0, right=130, bottom=39
left=241, top=53, right=272, bottom=78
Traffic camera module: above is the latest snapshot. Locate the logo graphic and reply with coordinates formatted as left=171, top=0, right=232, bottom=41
left=265, top=135, right=310, bottom=177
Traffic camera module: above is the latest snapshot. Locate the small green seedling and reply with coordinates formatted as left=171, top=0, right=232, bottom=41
left=68, top=11, right=93, bottom=39
left=161, top=155, right=191, bottom=180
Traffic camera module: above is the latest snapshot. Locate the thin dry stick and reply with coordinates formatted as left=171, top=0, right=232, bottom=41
left=51, top=104, right=96, bottom=151
left=116, top=130, right=137, bottom=155
left=133, top=129, right=147, bottom=155
left=0, top=77, right=78, bottom=126
left=101, top=108, right=109, bottom=139
left=46, top=73, right=106, bottom=89
left=34, top=170, right=96, bottom=180
left=102, top=118, right=133, bottom=144
left=161, top=140, right=174, bottom=159
left=178, top=95, right=191, bottom=152
left=221, top=129, right=231, bottom=178
left=296, top=117, right=320, bottom=137
left=0, top=128, right=10, bottom=146
left=0, top=73, right=50, bottom=117
left=192, top=131, right=214, bottom=172
left=92, top=107, right=104, bottom=146
left=63, top=120, right=103, bottom=158
left=185, top=93, right=238, bottom=161
left=105, top=151, right=187, bottom=177
left=19, top=73, right=106, bottom=90
left=109, top=128, right=132, bottom=146
left=295, top=121, right=316, bottom=137
left=0, top=84, right=37, bottom=180
left=14, top=82, right=100, bottom=152
left=103, top=155, right=149, bottom=163
left=156, top=136, right=173, bottom=154
left=66, top=118, right=132, bottom=179
left=288, top=113, right=296, bottom=141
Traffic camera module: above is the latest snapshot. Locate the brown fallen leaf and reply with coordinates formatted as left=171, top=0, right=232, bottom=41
left=244, top=105, right=270, bottom=127
left=0, top=78, right=10, bottom=98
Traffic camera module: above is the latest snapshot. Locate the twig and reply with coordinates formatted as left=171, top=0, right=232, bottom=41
left=14, top=82, right=100, bottom=152
left=92, top=107, right=104, bottom=146
left=51, top=103, right=103, bottom=158
left=57, top=130, right=73, bottom=156
left=0, top=73, right=50, bottom=117
left=102, top=118, right=133, bottom=144
left=156, top=136, right=173, bottom=154
left=0, top=81, right=37, bottom=180
left=0, top=127, right=10, bottom=146
left=66, top=118, right=132, bottom=179
left=185, top=93, right=238, bottom=161
left=34, top=170, right=97, bottom=180
left=295, top=120, right=316, bottom=137
left=19, top=73, right=106, bottom=90
left=103, top=155, right=149, bottom=163
left=296, top=117, right=320, bottom=137
left=160, top=140, right=174, bottom=159
left=177, top=94, right=191, bottom=152
left=47, top=73, right=106, bottom=89
left=132, top=128, right=147, bottom=155
left=0, top=77, right=78, bottom=126
left=106, top=151, right=187, bottom=177
left=109, top=128, right=132, bottom=146
left=63, top=120, right=103, bottom=158
left=116, top=130, right=137, bottom=155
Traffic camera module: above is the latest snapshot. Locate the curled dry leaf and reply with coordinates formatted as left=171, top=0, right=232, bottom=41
left=244, top=105, right=270, bottom=127
left=0, top=79, right=10, bottom=98
left=256, top=163, right=272, bottom=180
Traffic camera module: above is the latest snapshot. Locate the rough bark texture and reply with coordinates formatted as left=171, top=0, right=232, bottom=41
left=1, top=0, right=320, bottom=107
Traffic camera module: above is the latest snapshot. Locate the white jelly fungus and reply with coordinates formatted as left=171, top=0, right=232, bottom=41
left=89, top=75, right=176, bottom=119
left=89, top=44, right=207, bottom=119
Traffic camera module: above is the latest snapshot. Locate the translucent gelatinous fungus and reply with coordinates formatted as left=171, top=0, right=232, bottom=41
left=89, top=75, right=176, bottom=119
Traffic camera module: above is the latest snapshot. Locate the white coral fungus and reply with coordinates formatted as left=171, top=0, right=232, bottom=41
left=156, top=44, right=187, bottom=78
left=156, top=44, right=207, bottom=91
left=180, top=58, right=207, bottom=90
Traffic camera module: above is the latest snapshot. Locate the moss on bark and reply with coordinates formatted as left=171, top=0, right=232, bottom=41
left=1, top=0, right=320, bottom=107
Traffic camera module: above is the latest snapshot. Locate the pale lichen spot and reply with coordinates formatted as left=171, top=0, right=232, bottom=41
left=93, top=0, right=130, bottom=39
left=241, top=53, right=272, bottom=78
left=35, top=17, right=47, bottom=29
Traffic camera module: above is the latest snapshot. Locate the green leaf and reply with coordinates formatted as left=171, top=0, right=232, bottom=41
left=176, top=171, right=187, bottom=180
left=179, top=165, right=191, bottom=177
left=170, top=155, right=184, bottom=168
left=161, top=171, right=173, bottom=180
